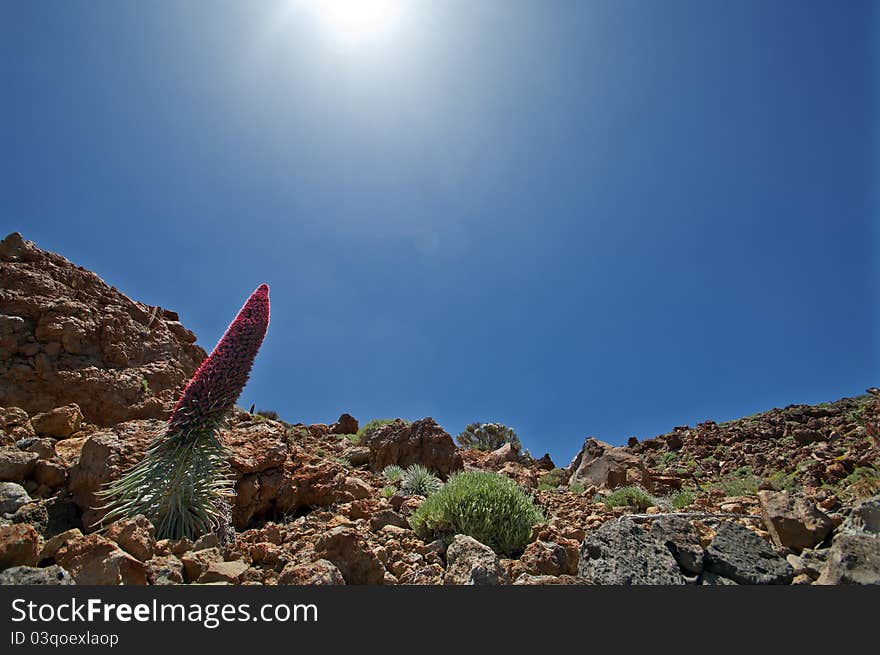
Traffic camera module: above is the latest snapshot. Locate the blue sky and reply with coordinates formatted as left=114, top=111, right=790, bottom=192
left=3, top=1, right=876, bottom=463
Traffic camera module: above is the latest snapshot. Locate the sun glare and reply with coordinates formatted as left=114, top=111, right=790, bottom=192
left=302, top=0, right=406, bottom=46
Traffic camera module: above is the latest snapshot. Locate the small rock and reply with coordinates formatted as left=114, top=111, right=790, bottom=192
left=0, top=565, right=74, bottom=585
left=370, top=509, right=410, bottom=532
left=484, top=442, right=520, bottom=469
left=0, top=481, right=31, bottom=514
left=341, top=447, right=370, bottom=467
left=341, top=476, right=372, bottom=499
left=314, top=527, right=386, bottom=585
left=180, top=548, right=223, bottom=583
left=145, top=555, right=184, bottom=585
left=0, top=524, right=40, bottom=568
left=38, top=528, right=83, bottom=564
left=279, top=559, right=346, bottom=585
left=55, top=534, right=146, bottom=585
left=513, top=574, right=588, bottom=585
left=0, top=448, right=38, bottom=482
left=844, top=495, right=880, bottom=535
left=30, top=404, right=83, bottom=438
left=444, top=535, right=508, bottom=585
left=16, top=437, right=56, bottom=459
left=518, top=539, right=579, bottom=577
left=192, top=533, right=220, bottom=551
left=105, top=515, right=155, bottom=561
left=197, top=560, right=249, bottom=584
left=33, top=460, right=67, bottom=487
left=10, top=494, right=81, bottom=538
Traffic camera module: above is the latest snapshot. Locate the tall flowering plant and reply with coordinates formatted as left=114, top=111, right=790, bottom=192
left=99, top=284, right=270, bottom=540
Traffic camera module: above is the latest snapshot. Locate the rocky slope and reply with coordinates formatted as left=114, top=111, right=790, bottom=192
left=0, top=233, right=877, bottom=585
left=0, top=232, right=206, bottom=425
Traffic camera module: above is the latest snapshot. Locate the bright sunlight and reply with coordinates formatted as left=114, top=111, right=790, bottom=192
left=301, top=0, right=406, bottom=46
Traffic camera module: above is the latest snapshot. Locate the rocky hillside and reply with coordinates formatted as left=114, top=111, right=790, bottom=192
left=0, top=232, right=206, bottom=425
left=0, top=233, right=877, bottom=585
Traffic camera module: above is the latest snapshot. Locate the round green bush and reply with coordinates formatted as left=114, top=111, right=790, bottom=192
left=409, top=471, right=544, bottom=555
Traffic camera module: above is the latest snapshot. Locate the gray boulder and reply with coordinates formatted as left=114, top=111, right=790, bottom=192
left=704, top=522, right=793, bottom=584
left=444, top=535, right=508, bottom=585
left=578, top=519, right=687, bottom=585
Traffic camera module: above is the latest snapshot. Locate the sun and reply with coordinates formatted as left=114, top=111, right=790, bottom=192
left=302, top=0, right=406, bottom=46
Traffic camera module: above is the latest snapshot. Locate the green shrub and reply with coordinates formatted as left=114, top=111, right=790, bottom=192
left=455, top=422, right=522, bottom=452
left=671, top=489, right=695, bottom=510
left=400, top=464, right=442, bottom=497
left=382, top=465, right=404, bottom=483
left=710, top=467, right=759, bottom=496
left=255, top=409, right=279, bottom=420
left=380, top=485, right=396, bottom=499
left=537, top=467, right=566, bottom=491
left=602, top=486, right=654, bottom=511
left=569, top=481, right=586, bottom=495
left=660, top=452, right=677, bottom=467
left=338, top=433, right=360, bottom=445
left=357, top=418, right=406, bottom=442
left=409, top=471, right=544, bottom=555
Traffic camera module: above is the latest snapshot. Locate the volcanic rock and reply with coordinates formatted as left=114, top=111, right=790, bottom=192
left=365, top=417, right=463, bottom=478
left=444, top=535, right=508, bottom=585
left=758, top=490, right=834, bottom=552
left=0, top=232, right=206, bottom=426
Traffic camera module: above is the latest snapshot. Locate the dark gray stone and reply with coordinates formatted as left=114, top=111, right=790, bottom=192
left=650, top=516, right=705, bottom=575
left=578, top=519, right=687, bottom=585
left=11, top=494, right=81, bottom=538
left=705, top=522, right=793, bottom=585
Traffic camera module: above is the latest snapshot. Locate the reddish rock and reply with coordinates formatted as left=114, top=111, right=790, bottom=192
left=67, top=420, right=157, bottom=529
left=279, top=559, right=346, bottom=585
left=223, top=421, right=288, bottom=474
left=0, top=524, right=40, bottom=568
left=365, top=417, right=463, bottom=478
left=180, top=548, right=224, bottom=583
left=330, top=413, right=359, bottom=435
left=758, top=490, right=834, bottom=552
left=484, top=442, right=520, bottom=469
left=517, top=539, right=580, bottom=577
left=314, top=527, right=386, bottom=585
left=569, top=438, right=654, bottom=492
left=33, top=460, right=67, bottom=487
left=30, top=404, right=83, bottom=438
left=197, top=560, right=249, bottom=584
left=55, top=533, right=146, bottom=585
left=38, top=528, right=82, bottom=564
left=19, top=437, right=57, bottom=459
left=0, top=448, right=38, bottom=482
left=105, top=515, right=156, bottom=561
left=0, top=407, right=34, bottom=445
left=0, top=232, right=206, bottom=426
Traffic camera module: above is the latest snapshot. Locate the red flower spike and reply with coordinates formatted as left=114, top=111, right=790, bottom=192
left=168, top=284, right=270, bottom=435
